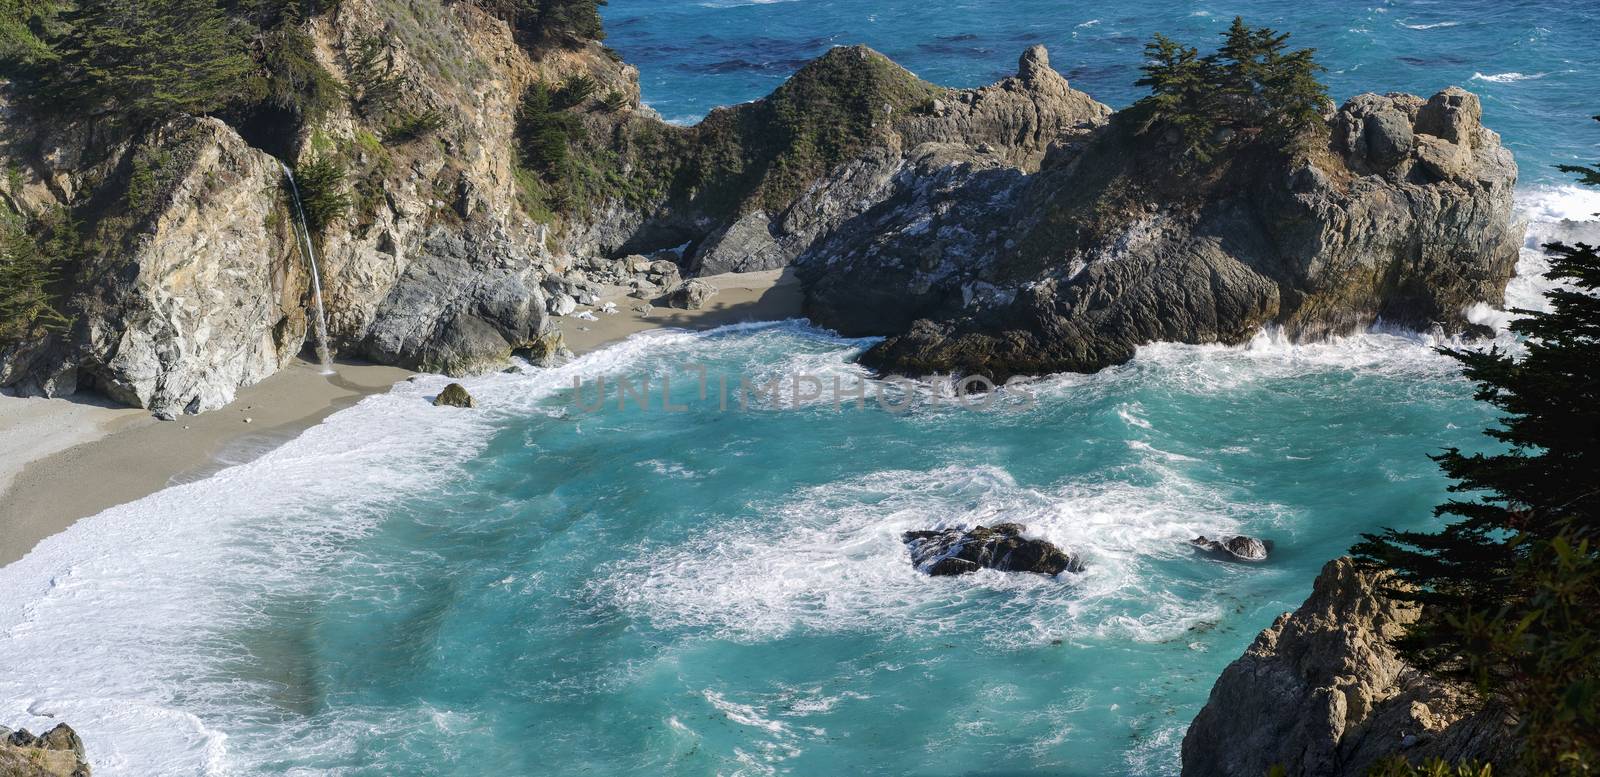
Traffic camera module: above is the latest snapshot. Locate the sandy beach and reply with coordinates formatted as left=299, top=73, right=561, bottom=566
left=552, top=267, right=804, bottom=353
left=0, top=267, right=802, bottom=566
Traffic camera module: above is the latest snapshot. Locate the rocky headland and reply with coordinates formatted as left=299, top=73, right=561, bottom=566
left=0, top=0, right=1518, bottom=413
left=1182, top=558, right=1516, bottom=776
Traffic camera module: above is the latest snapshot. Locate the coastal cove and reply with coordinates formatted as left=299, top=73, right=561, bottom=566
left=0, top=0, right=1598, bottom=774
left=0, top=269, right=801, bottom=566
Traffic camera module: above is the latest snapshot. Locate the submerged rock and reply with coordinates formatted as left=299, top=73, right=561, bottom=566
left=0, top=723, right=90, bottom=776
left=903, top=523, right=1083, bottom=576
left=1189, top=534, right=1272, bottom=562
left=1181, top=558, right=1518, bottom=776
left=433, top=382, right=476, bottom=408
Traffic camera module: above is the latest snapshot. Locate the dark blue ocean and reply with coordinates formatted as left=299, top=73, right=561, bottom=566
left=0, top=2, right=1597, bottom=775
left=607, top=0, right=1600, bottom=184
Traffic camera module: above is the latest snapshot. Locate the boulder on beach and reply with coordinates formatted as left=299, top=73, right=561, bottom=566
left=666, top=279, right=718, bottom=310
left=433, top=383, right=477, bottom=408
left=903, top=522, right=1083, bottom=576
left=1189, top=534, right=1272, bottom=562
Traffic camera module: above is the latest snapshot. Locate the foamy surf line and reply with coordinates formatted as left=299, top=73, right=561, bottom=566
left=0, top=329, right=723, bottom=776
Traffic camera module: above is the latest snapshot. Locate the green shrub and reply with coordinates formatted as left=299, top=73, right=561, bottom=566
left=600, top=88, right=628, bottom=113
left=384, top=108, right=446, bottom=144
left=261, top=22, right=343, bottom=124
left=552, top=73, right=598, bottom=110
left=42, top=0, right=255, bottom=123
left=290, top=156, right=350, bottom=235
left=516, top=81, right=580, bottom=177
left=346, top=31, right=405, bottom=119
left=469, top=0, right=605, bottom=50
left=1362, top=757, right=1494, bottom=777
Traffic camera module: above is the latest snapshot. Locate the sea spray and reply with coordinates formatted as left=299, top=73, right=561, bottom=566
left=279, top=162, right=334, bottom=374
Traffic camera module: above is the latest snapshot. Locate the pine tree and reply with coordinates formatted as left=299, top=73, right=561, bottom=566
left=1354, top=120, right=1600, bottom=771
left=45, top=0, right=255, bottom=122
left=1134, top=33, right=1221, bottom=165
left=1134, top=21, right=1328, bottom=166
left=1258, top=46, right=1329, bottom=145
left=1214, top=16, right=1269, bottom=107
left=0, top=209, right=71, bottom=344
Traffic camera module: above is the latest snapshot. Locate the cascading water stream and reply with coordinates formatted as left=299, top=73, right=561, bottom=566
left=279, top=161, right=335, bottom=375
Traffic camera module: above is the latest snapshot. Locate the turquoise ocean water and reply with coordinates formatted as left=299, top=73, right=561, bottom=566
left=2, top=2, right=1599, bottom=775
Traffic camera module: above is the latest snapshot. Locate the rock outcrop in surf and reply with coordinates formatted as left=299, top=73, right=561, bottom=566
left=800, top=85, right=1518, bottom=381
left=903, top=523, right=1083, bottom=576
left=1189, top=535, right=1272, bottom=562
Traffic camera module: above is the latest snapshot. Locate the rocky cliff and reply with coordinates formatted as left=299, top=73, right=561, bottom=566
left=0, top=0, right=1519, bottom=413
left=1181, top=558, right=1517, bottom=776
left=1, top=0, right=588, bottom=415
left=800, top=86, right=1518, bottom=380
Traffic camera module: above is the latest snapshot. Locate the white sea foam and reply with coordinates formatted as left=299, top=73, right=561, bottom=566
left=0, top=333, right=680, bottom=776
left=601, top=457, right=1266, bottom=649
left=1471, top=71, right=1545, bottom=83
left=1499, top=185, right=1600, bottom=320
left=1401, top=20, right=1460, bottom=30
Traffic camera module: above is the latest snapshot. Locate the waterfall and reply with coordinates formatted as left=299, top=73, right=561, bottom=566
left=279, top=162, right=334, bottom=374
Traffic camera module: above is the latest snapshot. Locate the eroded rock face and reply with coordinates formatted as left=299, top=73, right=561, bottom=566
left=1, top=0, right=572, bottom=411
left=0, top=723, right=90, bottom=777
left=359, top=228, right=553, bottom=375
left=1180, top=557, right=1517, bottom=777
left=903, top=523, right=1083, bottom=576
left=0, top=2, right=1521, bottom=417
left=801, top=85, right=1518, bottom=382
left=0, top=116, right=302, bottom=418
left=572, top=44, right=1113, bottom=278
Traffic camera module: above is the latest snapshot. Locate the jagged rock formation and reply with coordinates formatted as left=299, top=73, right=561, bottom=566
left=903, top=522, right=1083, bottom=576
left=0, top=114, right=301, bottom=417
left=566, top=44, right=1110, bottom=276
left=0, top=723, right=90, bottom=777
left=1, top=0, right=585, bottom=414
left=0, top=0, right=1519, bottom=413
left=801, top=84, right=1519, bottom=380
left=1181, top=558, right=1517, bottom=776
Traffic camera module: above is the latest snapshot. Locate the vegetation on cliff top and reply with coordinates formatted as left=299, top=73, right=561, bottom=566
left=1354, top=119, right=1600, bottom=772
left=519, top=45, right=941, bottom=229
left=1132, top=17, right=1329, bottom=168
left=471, top=0, right=606, bottom=49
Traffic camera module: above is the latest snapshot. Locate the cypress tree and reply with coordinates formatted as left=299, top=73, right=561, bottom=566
left=1134, top=20, right=1328, bottom=163
left=1354, top=121, right=1600, bottom=771
left=45, top=0, right=255, bottom=123
left=1134, top=33, right=1221, bottom=164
